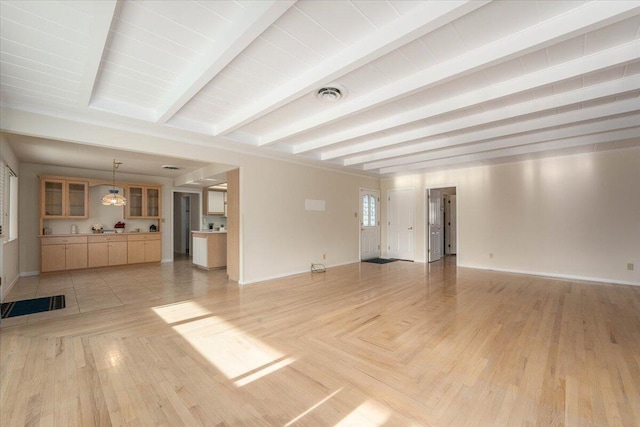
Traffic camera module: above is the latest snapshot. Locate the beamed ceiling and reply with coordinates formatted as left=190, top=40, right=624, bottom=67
left=1, top=0, right=639, bottom=177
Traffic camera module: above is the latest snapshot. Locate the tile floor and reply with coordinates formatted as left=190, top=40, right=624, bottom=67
left=1, top=254, right=230, bottom=327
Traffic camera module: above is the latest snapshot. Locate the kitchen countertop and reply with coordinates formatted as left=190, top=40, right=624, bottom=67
left=192, top=230, right=227, bottom=234
left=39, top=232, right=161, bottom=237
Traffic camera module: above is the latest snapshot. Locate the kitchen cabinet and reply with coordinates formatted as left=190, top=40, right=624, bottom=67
left=204, top=189, right=226, bottom=216
left=125, top=185, right=162, bottom=219
left=127, top=233, right=161, bottom=264
left=41, top=178, right=89, bottom=218
left=87, top=235, right=127, bottom=267
left=41, top=236, right=88, bottom=272
left=192, top=231, right=227, bottom=269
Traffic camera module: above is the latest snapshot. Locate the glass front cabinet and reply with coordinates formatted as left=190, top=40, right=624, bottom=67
left=41, top=178, right=89, bottom=218
left=125, top=185, right=162, bottom=219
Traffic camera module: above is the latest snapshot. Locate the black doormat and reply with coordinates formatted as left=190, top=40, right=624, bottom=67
left=1, top=295, right=66, bottom=319
left=363, top=258, right=397, bottom=264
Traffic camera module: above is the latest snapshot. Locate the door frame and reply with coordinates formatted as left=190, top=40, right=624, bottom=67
left=170, top=188, right=202, bottom=261
left=359, top=187, right=381, bottom=260
left=425, top=184, right=458, bottom=263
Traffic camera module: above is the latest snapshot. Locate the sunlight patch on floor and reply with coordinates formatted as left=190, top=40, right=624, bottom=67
left=334, top=400, right=391, bottom=426
left=172, top=315, right=284, bottom=380
left=152, top=300, right=211, bottom=323
left=233, top=356, right=297, bottom=387
left=285, top=388, right=343, bottom=426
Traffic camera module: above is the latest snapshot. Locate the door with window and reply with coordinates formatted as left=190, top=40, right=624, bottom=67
left=360, top=189, right=380, bottom=260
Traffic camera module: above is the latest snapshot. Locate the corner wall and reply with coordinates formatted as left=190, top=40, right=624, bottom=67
left=1, top=135, right=20, bottom=300
left=381, top=148, right=640, bottom=285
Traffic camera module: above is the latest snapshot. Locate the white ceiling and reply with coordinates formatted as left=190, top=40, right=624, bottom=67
left=1, top=0, right=639, bottom=177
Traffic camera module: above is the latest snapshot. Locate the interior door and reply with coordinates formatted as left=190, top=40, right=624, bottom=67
left=428, top=189, right=443, bottom=262
left=445, top=195, right=457, bottom=255
left=360, top=189, right=380, bottom=260
left=388, top=189, right=414, bottom=260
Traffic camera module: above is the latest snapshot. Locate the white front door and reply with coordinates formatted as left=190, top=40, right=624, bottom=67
left=388, top=189, right=414, bottom=260
left=428, top=189, right=443, bottom=262
left=360, top=188, right=380, bottom=260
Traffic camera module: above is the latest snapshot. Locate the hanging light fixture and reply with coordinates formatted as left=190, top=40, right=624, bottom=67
left=102, top=159, right=127, bottom=206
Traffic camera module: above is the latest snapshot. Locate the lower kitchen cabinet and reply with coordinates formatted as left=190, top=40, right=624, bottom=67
left=127, top=234, right=161, bottom=264
left=41, top=236, right=88, bottom=272
left=88, top=235, right=127, bottom=267
left=40, top=233, right=161, bottom=272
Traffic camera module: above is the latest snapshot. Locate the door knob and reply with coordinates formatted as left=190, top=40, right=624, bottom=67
left=408, top=226, right=413, bottom=230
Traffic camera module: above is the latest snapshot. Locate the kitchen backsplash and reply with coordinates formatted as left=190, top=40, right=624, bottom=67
left=203, top=215, right=227, bottom=229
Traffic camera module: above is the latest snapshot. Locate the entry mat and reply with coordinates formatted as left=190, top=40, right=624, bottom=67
left=363, top=258, right=398, bottom=264
left=1, top=295, right=66, bottom=319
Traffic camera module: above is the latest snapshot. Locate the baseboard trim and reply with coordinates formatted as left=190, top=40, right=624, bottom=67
left=240, top=260, right=359, bottom=285
left=162, top=258, right=173, bottom=263
left=21, top=271, right=40, bottom=277
left=457, top=264, right=639, bottom=287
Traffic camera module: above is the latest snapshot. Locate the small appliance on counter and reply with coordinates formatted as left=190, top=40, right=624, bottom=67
left=70, top=224, right=78, bottom=234
left=149, top=224, right=157, bottom=232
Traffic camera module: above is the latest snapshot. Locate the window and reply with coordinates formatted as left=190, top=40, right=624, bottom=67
left=1, top=162, right=18, bottom=242
left=361, top=194, right=377, bottom=228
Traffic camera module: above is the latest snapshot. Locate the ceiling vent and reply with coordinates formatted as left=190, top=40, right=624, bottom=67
left=315, top=86, right=344, bottom=102
left=162, top=165, right=180, bottom=170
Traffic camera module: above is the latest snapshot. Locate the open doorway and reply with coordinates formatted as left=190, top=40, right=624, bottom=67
left=427, top=186, right=457, bottom=263
left=173, top=191, right=201, bottom=260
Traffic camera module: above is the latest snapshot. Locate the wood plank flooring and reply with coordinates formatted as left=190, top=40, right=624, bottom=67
left=1, top=257, right=639, bottom=426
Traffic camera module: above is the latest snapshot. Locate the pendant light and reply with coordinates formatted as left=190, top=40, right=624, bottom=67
left=102, top=159, right=127, bottom=206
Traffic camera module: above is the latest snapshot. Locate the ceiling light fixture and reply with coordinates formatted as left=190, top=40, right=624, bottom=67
left=315, top=86, right=344, bottom=102
left=102, top=159, right=127, bottom=206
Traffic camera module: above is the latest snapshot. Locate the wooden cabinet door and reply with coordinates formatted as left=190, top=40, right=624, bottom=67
left=145, top=187, right=160, bottom=217
left=207, top=190, right=225, bottom=214
left=88, top=243, right=109, bottom=267
left=42, top=179, right=65, bottom=218
left=109, top=241, right=128, bottom=265
left=42, top=244, right=66, bottom=272
left=66, top=181, right=88, bottom=218
left=144, top=239, right=161, bottom=262
left=66, top=244, right=88, bottom=270
left=126, top=186, right=144, bottom=218
left=127, top=241, right=145, bottom=264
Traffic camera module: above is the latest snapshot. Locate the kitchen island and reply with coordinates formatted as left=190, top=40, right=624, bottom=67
left=192, top=230, right=227, bottom=270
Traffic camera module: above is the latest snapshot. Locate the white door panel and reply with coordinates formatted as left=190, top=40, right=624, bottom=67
left=445, top=195, right=457, bottom=255
left=388, top=189, right=414, bottom=260
left=360, top=189, right=380, bottom=260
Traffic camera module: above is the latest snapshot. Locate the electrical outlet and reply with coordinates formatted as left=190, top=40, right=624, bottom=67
left=627, top=263, right=634, bottom=271
left=323, top=253, right=326, bottom=260
left=489, top=253, right=493, bottom=259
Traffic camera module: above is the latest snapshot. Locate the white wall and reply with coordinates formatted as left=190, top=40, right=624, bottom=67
left=240, top=157, right=379, bottom=283
left=19, top=163, right=173, bottom=274
left=1, top=135, right=20, bottom=300
left=381, top=148, right=640, bottom=285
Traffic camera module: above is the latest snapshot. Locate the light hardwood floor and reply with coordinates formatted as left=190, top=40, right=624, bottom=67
left=1, top=257, right=639, bottom=426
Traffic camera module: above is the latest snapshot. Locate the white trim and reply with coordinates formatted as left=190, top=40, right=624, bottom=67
left=161, top=258, right=173, bottom=263
left=458, top=264, right=639, bottom=287
left=239, top=260, right=359, bottom=286
left=20, top=271, right=39, bottom=277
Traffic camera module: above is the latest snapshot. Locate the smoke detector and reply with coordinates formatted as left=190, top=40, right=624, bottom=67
left=315, top=85, right=346, bottom=102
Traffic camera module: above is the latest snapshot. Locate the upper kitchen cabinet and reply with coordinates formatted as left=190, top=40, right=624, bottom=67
left=40, top=177, right=89, bottom=219
left=203, top=189, right=226, bottom=216
left=125, top=185, right=162, bottom=219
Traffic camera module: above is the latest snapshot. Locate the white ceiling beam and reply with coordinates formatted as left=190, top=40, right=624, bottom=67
left=379, top=127, right=640, bottom=174
left=213, top=0, right=489, bottom=136
left=295, top=40, right=640, bottom=154
left=260, top=1, right=640, bottom=146
left=352, top=98, right=640, bottom=168
left=155, top=0, right=296, bottom=124
left=78, top=0, right=118, bottom=107
left=322, top=74, right=640, bottom=160
left=367, top=114, right=639, bottom=172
